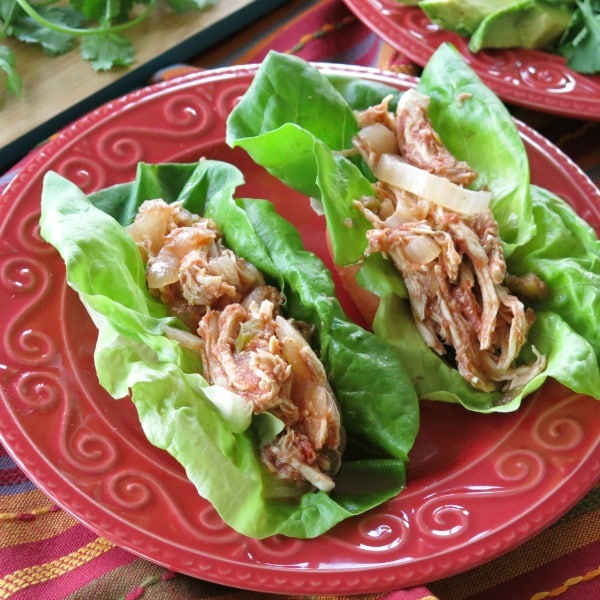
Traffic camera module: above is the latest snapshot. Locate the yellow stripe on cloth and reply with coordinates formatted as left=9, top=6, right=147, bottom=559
left=0, top=536, right=114, bottom=599
left=0, top=488, right=53, bottom=515
left=530, top=565, right=600, bottom=600
left=0, top=489, right=78, bottom=549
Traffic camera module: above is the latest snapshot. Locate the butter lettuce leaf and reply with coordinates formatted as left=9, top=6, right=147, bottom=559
left=417, top=42, right=535, bottom=253
left=39, top=159, right=419, bottom=539
left=226, top=46, right=600, bottom=411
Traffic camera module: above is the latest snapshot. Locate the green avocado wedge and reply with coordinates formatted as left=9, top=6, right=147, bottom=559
left=468, top=0, right=573, bottom=51
left=419, top=0, right=515, bottom=36
left=418, top=0, right=574, bottom=49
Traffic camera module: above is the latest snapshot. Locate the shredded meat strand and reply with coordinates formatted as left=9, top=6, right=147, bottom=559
left=353, top=92, right=547, bottom=399
left=128, top=198, right=342, bottom=491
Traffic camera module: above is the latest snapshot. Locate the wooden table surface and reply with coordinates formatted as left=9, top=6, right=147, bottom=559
left=0, top=0, right=287, bottom=171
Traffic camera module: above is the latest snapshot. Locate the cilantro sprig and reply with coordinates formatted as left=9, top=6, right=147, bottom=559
left=0, top=0, right=217, bottom=101
left=557, top=0, right=600, bottom=74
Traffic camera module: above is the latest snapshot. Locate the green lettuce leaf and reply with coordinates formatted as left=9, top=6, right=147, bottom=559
left=39, top=159, right=419, bottom=539
left=226, top=45, right=600, bottom=411
left=417, top=42, right=535, bottom=253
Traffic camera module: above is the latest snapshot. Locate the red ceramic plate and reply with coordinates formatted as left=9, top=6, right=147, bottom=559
left=342, top=0, right=600, bottom=119
left=0, top=64, right=599, bottom=595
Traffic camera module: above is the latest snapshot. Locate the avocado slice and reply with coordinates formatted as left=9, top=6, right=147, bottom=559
left=419, top=0, right=516, bottom=37
left=468, top=0, right=574, bottom=51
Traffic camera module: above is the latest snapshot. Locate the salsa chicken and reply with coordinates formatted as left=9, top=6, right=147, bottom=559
left=127, top=199, right=343, bottom=492
left=351, top=89, right=547, bottom=397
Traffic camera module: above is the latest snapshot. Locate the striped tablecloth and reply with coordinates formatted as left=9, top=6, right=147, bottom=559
left=1, top=1, right=599, bottom=599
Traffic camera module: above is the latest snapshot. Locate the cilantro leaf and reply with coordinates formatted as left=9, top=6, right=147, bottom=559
left=10, top=6, right=83, bottom=55
left=0, top=0, right=217, bottom=104
left=69, top=0, right=144, bottom=22
left=557, top=0, right=600, bottom=74
left=68, top=0, right=110, bottom=21
left=81, top=31, right=135, bottom=70
left=1, top=0, right=18, bottom=23
left=0, top=45, right=22, bottom=97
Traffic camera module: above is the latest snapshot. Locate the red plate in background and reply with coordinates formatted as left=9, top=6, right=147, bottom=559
left=342, top=0, right=600, bottom=119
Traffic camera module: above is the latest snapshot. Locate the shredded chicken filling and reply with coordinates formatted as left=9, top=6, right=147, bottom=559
left=352, top=90, right=548, bottom=398
left=128, top=199, right=342, bottom=492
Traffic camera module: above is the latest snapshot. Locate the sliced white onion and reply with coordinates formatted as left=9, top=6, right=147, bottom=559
left=403, top=235, right=441, bottom=265
left=162, top=324, right=204, bottom=354
left=384, top=200, right=416, bottom=227
left=374, top=153, right=491, bottom=214
left=146, top=252, right=180, bottom=289
left=356, top=123, right=398, bottom=155
left=309, top=196, right=325, bottom=216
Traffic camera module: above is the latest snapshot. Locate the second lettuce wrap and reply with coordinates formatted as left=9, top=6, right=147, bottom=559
left=226, top=44, right=600, bottom=413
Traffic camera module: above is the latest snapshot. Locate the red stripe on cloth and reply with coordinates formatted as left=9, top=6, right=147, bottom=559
left=462, top=539, right=600, bottom=600
left=8, top=543, right=136, bottom=600
left=0, top=467, right=29, bottom=487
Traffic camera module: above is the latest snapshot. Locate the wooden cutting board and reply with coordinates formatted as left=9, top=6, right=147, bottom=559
left=1, top=0, right=287, bottom=171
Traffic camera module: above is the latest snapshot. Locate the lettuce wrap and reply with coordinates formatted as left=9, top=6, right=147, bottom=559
left=38, top=159, right=419, bottom=539
left=226, top=44, right=600, bottom=412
